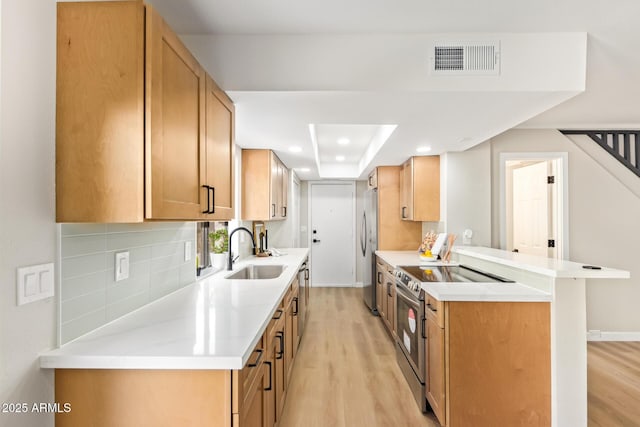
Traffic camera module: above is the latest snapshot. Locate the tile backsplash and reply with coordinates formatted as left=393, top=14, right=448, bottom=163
left=60, top=222, right=196, bottom=344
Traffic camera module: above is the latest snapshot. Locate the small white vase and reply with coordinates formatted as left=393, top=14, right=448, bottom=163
left=210, top=252, right=227, bottom=270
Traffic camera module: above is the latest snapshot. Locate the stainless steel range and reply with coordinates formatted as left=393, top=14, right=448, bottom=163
left=394, top=267, right=427, bottom=412
left=393, top=264, right=514, bottom=412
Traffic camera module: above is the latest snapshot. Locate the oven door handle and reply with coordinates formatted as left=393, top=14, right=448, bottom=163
left=395, top=282, right=422, bottom=307
left=422, top=316, right=427, bottom=339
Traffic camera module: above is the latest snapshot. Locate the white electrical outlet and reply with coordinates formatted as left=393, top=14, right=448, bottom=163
left=185, top=241, right=192, bottom=262
left=115, top=251, right=130, bottom=282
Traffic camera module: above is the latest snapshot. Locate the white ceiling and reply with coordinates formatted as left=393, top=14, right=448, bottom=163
left=147, top=0, right=640, bottom=179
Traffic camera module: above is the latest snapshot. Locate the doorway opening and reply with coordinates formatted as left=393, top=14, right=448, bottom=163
left=308, top=181, right=356, bottom=287
left=499, top=152, right=569, bottom=260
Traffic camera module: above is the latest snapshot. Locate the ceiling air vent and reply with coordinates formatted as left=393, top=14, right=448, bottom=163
left=431, top=41, right=500, bottom=75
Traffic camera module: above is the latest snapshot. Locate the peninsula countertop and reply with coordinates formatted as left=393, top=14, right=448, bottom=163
left=376, top=250, right=551, bottom=302
left=40, top=248, right=309, bottom=371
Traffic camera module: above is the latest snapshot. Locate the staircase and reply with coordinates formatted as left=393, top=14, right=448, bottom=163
left=560, top=130, right=640, bottom=178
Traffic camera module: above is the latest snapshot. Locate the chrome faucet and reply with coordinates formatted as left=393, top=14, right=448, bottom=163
left=227, top=227, right=256, bottom=270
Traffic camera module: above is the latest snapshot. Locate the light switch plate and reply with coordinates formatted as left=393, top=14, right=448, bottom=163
left=115, top=251, right=129, bottom=282
left=16, top=263, right=54, bottom=306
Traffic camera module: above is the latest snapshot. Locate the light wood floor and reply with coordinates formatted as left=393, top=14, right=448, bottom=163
left=279, top=287, right=439, bottom=427
left=588, top=341, right=640, bottom=427
left=279, top=288, right=640, bottom=427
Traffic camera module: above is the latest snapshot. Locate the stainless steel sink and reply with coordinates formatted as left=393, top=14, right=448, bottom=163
left=225, top=264, right=286, bottom=280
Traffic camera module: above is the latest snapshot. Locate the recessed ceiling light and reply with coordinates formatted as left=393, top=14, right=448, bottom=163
left=337, top=137, right=350, bottom=145
left=289, top=146, right=302, bottom=153
left=297, top=167, right=311, bottom=172
left=336, top=155, right=345, bottom=162
left=416, top=146, right=431, bottom=153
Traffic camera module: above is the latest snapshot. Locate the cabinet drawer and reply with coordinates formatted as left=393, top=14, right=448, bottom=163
left=425, top=293, right=445, bottom=328
left=240, top=336, right=264, bottom=402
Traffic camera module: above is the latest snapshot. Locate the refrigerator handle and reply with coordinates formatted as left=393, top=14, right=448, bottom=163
left=361, top=212, right=367, bottom=256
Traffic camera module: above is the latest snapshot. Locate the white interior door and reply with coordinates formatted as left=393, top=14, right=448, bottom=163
left=511, top=161, right=549, bottom=257
left=309, top=183, right=355, bottom=287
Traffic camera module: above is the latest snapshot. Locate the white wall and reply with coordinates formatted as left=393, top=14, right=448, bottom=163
left=0, top=0, right=57, bottom=425
left=490, top=129, right=640, bottom=334
left=442, top=144, right=493, bottom=246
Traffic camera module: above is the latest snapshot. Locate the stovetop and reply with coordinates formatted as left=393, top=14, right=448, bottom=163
left=399, top=265, right=514, bottom=284
left=395, top=265, right=514, bottom=296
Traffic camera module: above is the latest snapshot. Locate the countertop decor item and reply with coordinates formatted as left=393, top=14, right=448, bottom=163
left=209, top=228, right=229, bottom=269
left=209, top=228, right=229, bottom=254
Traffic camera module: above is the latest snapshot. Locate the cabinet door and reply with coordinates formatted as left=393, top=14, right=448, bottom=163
left=376, top=268, right=383, bottom=314
left=269, top=152, right=280, bottom=220
left=56, top=2, right=145, bottom=222
left=284, top=297, right=294, bottom=385
left=426, top=314, right=446, bottom=425
left=384, top=274, right=395, bottom=334
left=203, top=75, right=234, bottom=220
left=400, top=159, right=413, bottom=220
left=274, top=322, right=286, bottom=422
left=412, top=156, right=440, bottom=222
left=264, top=345, right=276, bottom=427
left=280, top=161, right=289, bottom=218
left=240, top=368, right=266, bottom=427
left=146, top=6, right=206, bottom=219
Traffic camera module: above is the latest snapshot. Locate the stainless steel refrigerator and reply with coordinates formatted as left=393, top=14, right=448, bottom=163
left=361, top=188, right=378, bottom=314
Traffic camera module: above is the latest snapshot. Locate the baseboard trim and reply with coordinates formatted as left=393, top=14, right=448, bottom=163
left=587, top=331, right=640, bottom=341
left=311, top=283, right=358, bottom=288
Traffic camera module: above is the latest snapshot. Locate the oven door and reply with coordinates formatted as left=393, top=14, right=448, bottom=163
left=395, top=283, right=425, bottom=382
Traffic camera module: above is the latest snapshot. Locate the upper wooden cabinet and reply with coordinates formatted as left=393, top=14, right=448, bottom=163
left=376, top=166, right=422, bottom=250
left=55, top=1, right=234, bottom=222
left=203, top=75, right=235, bottom=220
left=399, top=156, right=440, bottom=221
left=145, top=6, right=206, bottom=220
left=242, top=149, right=289, bottom=221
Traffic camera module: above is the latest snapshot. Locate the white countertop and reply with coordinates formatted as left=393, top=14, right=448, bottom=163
left=421, top=282, right=552, bottom=302
left=40, top=248, right=309, bottom=371
left=376, top=250, right=551, bottom=302
left=453, top=246, right=630, bottom=279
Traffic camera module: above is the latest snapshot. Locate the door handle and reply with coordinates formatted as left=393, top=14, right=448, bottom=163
left=377, top=271, right=382, bottom=284
left=387, top=282, right=393, bottom=297
left=272, top=309, right=283, bottom=320
left=247, top=348, right=264, bottom=367
left=313, top=239, right=321, bottom=243
left=209, top=186, right=215, bottom=214
left=293, top=297, right=298, bottom=315
left=282, top=206, right=287, bottom=217
left=421, top=316, right=427, bottom=339
left=202, top=185, right=211, bottom=214
left=264, top=361, right=273, bottom=391
left=275, top=332, right=284, bottom=359
left=272, top=204, right=276, bottom=218
left=401, top=206, right=407, bottom=219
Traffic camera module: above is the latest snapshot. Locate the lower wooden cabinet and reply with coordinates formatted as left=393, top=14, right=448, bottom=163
left=425, top=309, right=446, bottom=425
left=423, top=294, right=551, bottom=427
left=376, top=256, right=396, bottom=338
left=54, top=275, right=308, bottom=427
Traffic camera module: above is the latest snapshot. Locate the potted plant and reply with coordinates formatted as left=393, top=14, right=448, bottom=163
left=209, top=228, right=228, bottom=270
